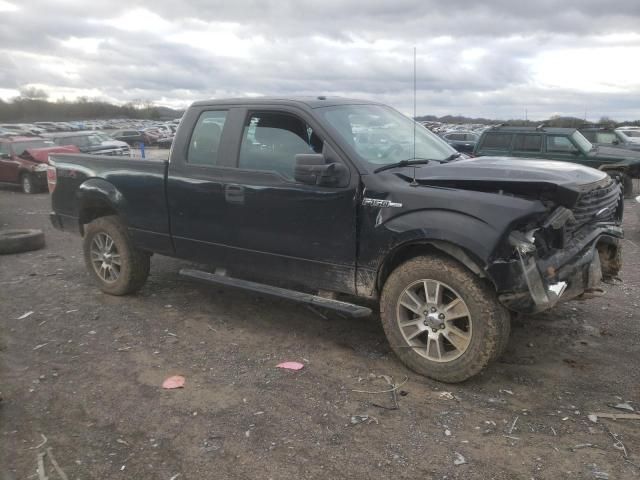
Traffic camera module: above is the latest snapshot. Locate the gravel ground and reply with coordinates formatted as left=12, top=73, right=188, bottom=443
left=1, top=187, right=639, bottom=480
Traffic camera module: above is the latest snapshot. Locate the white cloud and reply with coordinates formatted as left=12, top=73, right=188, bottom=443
left=0, top=0, right=639, bottom=119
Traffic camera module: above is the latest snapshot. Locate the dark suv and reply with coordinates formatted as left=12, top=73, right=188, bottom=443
left=474, top=126, right=640, bottom=196
left=578, top=126, right=640, bottom=152
left=440, top=131, right=479, bottom=153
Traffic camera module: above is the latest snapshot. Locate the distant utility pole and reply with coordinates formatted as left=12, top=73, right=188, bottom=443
left=525, top=108, right=528, bottom=121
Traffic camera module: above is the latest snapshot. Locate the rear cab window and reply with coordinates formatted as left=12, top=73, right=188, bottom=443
left=187, top=111, right=228, bottom=166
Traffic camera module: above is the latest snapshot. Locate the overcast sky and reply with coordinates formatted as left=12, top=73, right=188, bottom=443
left=1, top=0, right=639, bottom=120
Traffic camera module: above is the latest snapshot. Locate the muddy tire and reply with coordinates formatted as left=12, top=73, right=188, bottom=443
left=82, top=215, right=150, bottom=295
left=0, top=229, right=45, bottom=254
left=380, top=255, right=510, bottom=383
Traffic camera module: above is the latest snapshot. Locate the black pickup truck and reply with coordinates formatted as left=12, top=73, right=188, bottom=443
left=49, top=97, right=624, bottom=382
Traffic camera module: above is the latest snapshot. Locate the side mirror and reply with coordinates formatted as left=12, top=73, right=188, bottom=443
left=294, top=153, right=348, bottom=187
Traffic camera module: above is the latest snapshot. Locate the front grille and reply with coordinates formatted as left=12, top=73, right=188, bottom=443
left=566, top=179, right=621, bottom=238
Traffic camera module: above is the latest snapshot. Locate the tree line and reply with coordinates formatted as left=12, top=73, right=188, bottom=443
left=0, top=88, right=182, bottom=122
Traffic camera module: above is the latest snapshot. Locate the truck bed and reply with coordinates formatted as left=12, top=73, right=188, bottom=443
left=49, top=153, right=173, bottom=254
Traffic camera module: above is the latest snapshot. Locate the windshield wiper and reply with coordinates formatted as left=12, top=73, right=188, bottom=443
left=373, top=159, right=431, bottom=173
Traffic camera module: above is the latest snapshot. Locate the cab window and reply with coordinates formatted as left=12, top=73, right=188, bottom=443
left=513, top=134, right=542, bottom=152
left=238, top=111, right=323, bottom=180
left=546, top=135, right=578, bottom=153
left=187, top=110, right=228, bottom=166
left=480, top=132, right=513, bottom=150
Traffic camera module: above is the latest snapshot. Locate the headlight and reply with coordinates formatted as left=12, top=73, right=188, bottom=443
left=33, top=163, right=49, bottom=172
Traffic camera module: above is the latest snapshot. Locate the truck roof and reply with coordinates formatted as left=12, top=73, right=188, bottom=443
left=190, top=96, right=381, bottom=109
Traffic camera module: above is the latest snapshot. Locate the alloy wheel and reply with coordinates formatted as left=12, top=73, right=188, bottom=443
left=396, top=279, right=472, bottom=362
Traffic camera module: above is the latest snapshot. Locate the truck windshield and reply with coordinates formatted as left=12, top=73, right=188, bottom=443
left=318, top=104, right=455, bottom=169
left=571, top=131, right=593, bottom=152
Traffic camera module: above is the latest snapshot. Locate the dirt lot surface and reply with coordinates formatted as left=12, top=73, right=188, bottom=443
left=1, top=187, right=639, bottom=480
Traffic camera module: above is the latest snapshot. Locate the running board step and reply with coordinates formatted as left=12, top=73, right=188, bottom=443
left=179, top=268, right=372, bottom=318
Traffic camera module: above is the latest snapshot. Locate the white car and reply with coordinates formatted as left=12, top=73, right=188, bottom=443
left=616, top=127, right=640, bottom=145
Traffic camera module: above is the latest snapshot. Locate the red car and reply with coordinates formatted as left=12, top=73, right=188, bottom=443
left=0, top=137, right=79, bottom=193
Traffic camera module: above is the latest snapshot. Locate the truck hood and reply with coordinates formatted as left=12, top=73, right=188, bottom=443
left=21, top=145, right=80, bottom=163
left=395, top=156, right=609, bottom=207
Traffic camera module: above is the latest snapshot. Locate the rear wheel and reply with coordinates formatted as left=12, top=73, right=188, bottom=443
left=83, top=215, right=150, bottom=295
left=380, top=255, right=510, bottom=383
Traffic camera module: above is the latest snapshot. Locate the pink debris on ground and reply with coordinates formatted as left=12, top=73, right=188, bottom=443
left=162, top=375, right=186, bottom=389
left=276, top=361, right=305, bottom=371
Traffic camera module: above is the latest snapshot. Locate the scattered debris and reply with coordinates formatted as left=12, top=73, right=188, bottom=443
left=610, top=402, right=634, bottom=412
left=33, top=343, right=49, bottom=351
left=588, top=414, right=598, bottom=423
left=453, top=452, right=467, bottom=466
left=350, top=415, right=379, bottom=426
left=17, top=311, right=34, bottom=319
left=37, top=452, right=47, bottom=480
left=571, top=443, right=596, bottom=451
left=162, top=375, right=186, bottom=389
left=589, top=413, right=640, bottom=421
left=508, top=416, right=519, bottom=435
left=439, top=392, right=455, bottom=400
left=503, top=435, right=520, bottom=440
left=608, top=431, right=628, bottom=458
left=593, top=471, right=609, bottom=479
left=305, top=304, right=329, bottom=320
left=116, top=438, right=129, bottom=446
left=276, top=361, right=304, bottom=371
left=169, top=475, right=181, bottom=480
left=500, top=389, right=514, bottom=395
left=29, top=434, right=48, bottom=450
left=445, top=429, right=451, bottom=437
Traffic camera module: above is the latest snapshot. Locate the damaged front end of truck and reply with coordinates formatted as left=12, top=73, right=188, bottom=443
left=488, top=177, right=624, bottom=314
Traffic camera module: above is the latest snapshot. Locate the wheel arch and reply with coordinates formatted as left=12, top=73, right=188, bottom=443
left=376, top=239, right=493, bottom=295
left=77, top=179, right=127, bottom=235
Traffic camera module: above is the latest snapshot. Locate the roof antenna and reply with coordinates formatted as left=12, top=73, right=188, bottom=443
left=410, top=46, right=418, bottom=187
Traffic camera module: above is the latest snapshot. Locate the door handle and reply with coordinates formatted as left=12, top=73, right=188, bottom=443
left=225, top=184, right=245, bottom=204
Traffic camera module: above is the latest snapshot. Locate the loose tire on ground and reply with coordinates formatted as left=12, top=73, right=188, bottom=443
left=380, top=255, right=510, bottom=383
left=82, top=215, right=150, bottom=295
left=0, top=229, right=45, bottom=254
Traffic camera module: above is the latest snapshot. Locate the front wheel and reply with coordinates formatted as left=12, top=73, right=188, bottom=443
left=380, top=255, right=510, bottom=383
left=82, top=215, right=150, bottom=295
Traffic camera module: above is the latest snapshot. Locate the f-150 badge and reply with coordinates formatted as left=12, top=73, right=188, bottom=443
left=362, top=198, right=403, bottom=208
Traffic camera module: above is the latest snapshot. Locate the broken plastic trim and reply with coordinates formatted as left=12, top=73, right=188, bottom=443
left=515, top=249, right=566, bottom=310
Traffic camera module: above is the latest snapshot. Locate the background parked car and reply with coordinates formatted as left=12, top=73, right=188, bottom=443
left=579, top=126, right=640, bottom=152
left=0, top=137, right=79, bottom=193
left=474, top=125, right=640, bottom=197
left=49, top=132, right=130, bottom=156
left=110, top=129, right=147, bottom=146
left=440, top=131, right=479, bottom=153
left=616, top=127, right=640, bottom=145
